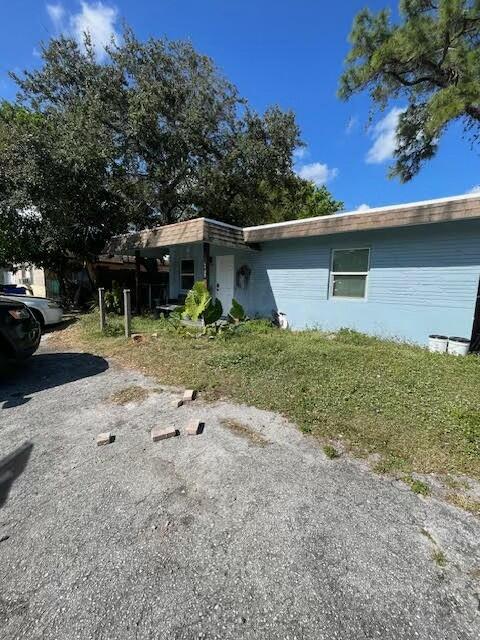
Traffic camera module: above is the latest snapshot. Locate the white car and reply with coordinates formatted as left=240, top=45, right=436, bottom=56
left=0, top=295, right=63, bottom=328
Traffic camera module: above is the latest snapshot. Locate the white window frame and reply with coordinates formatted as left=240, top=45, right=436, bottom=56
left=329, top=247, right=370, bottom=301
left=180, top=259, right=195, bottom=292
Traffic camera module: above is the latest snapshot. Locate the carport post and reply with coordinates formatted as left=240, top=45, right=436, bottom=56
left=98, top=288, right=106, bottom=332
left=124, top=289, right=131, bottom=338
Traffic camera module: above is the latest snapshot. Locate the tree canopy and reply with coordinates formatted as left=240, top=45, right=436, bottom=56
left=339, top=0, right=480, bottom=181
left=0, top=27, right=343, bottom=278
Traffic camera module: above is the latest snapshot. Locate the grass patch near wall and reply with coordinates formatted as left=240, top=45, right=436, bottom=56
left=52, top=312, right=480, bottom=479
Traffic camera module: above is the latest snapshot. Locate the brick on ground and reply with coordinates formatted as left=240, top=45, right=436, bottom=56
left=151, top=426, right=179, bottom=442
left=186, top=419, right=204, bottom=436
left=183, top=389, right=197, bottom=403
left=96, top=432, right=113, bottom=446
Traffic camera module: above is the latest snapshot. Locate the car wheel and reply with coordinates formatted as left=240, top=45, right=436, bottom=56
left=31, top=309, right=45, bottom=330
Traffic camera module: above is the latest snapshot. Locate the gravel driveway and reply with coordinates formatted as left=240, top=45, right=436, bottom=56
left=1, top=341, right=479, bottom=639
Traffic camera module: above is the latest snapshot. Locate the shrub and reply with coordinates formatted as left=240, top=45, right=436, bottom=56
left=182, top=281, right=223, bottom=325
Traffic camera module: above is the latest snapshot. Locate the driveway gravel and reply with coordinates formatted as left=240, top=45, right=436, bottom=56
left=0, top=341, right=479, bottom=640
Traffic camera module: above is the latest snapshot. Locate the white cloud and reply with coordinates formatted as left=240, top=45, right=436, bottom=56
left=355, top=203, right=370, bottom=212
left=46, top=3, right=65, bottom=30
left=293, top=147, right=309, bottom=161
left=297, top=162, right=338, bottom=186
left=366, top=107, right=405, bottom=164
left=71, top=2, right=119, bottom=58
left=46, top=2, right=119, bottom=60
left=467, top=185, right=480, bottom=194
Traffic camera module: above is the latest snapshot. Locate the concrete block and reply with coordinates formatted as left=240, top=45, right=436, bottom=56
left=173, top=399, right=184, bottom=408
left=183, top=389, right=197, bottom=403
left=96, top=432, right=113, bottom=446
left=186, top=419, right=204, bottom=436
left=151, top=426, right=179, bottom=442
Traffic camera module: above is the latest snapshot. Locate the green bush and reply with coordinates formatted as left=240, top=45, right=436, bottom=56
left=104, top=281, right=122, bottom=314
left=182, top=281, right=223, bottom=326
left=228, top=299, right=247, bottom=323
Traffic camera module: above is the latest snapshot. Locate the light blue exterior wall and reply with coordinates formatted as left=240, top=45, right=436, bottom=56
left=168, top=219, right=480, bottom=345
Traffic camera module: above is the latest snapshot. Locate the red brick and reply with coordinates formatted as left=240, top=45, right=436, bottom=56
left=151, top=426, right=179, bottom=442
left=96, top=432, right=113, bottom=446
left=183, top=389, right=197, bottom=403
left=186, top=419, right=204, bottom=436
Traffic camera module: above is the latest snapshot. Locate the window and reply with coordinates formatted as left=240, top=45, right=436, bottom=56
left=180, top=259, right=195, bottom=290
left=330, top=248, right=370, bottom=299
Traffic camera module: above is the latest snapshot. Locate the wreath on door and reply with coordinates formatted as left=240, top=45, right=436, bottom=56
left=236, top=264, right=251, bottom=289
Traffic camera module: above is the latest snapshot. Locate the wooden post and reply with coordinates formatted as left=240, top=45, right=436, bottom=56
left=135, top=250, right=141, bottom=315
left=124, top=289, right=131, bottom=338
left=203, top=242, right=210, bottom=292
left=98, top=287, right=106, bottom=332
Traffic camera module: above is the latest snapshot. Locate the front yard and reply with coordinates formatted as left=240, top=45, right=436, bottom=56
left=54, top=313, right=480, bottom=487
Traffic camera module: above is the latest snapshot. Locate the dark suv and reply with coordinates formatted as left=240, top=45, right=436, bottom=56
left=0, top=299, right=41, bottom=362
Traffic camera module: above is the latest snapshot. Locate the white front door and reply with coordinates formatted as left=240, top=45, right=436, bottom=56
left=215, top=255, right=234, bottom=315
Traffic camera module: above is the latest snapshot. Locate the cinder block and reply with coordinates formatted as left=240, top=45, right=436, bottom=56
left=151, top=426, right=179, bottom=442
left=183, top=389, right=197, bottom=403
left=96, top=432, right=113, bottom=446
left=173, top=399, right=184, bottom=408
left=186, top=419, right=204, bottom=436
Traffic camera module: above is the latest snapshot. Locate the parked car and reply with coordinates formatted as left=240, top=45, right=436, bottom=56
left=0, top=294, right=63, bottom=328
left=0, top=299, right=41, bottom=362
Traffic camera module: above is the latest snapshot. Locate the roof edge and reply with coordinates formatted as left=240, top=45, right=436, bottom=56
left=243, top=192, right=480, bottom=232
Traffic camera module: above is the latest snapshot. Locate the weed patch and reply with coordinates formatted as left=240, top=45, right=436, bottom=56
left=220, top=419, right=270, bottom=447
left=108, top=385, right=152, bottom=405
left=323, top=445, right=339, bottom=459
left=446, top=493, right=480, bottom=516
left=404, top=477, right=431, bottom=496
left=432, top=549, right=447, bottom=567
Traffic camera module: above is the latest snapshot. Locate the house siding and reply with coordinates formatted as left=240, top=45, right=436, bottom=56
left=239, top=219, right=480, bottom=344
left=166, top=219, right=480, bottom=346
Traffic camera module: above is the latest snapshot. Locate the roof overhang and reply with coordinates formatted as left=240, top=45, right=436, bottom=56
left=104, top=218, right=247, bottom=255
left=243, top=194, right=480, bottom=243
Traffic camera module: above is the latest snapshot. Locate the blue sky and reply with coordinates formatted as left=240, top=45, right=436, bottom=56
left=1, top=0, right=479, bottom=211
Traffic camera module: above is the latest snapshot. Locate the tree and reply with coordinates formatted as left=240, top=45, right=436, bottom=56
left=0, top=101, right=126, bottom=294
left=9, top=29, right=304, bottom=226
left=338, top=0, right=480, bottom=181
left=259, top=178, right=344, bottom=223
left=1, top=27, right=342, bottom=286
left=1, top=28, right=315, bottom=283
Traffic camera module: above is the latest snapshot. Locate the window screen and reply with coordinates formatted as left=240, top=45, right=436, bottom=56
left=330, top=248, right=369, bottom=299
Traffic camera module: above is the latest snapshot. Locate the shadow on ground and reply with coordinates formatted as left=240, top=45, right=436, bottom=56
left=42, top=316, right=79, bottom=335
left=0, top=441, right=33, bottom=509
left=0, top=352, right=109, bottom=409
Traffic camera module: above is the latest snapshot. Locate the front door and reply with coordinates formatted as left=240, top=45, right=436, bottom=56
left=215, top=255, right=234, bottom=315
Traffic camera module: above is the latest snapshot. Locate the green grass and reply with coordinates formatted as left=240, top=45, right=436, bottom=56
left=323, top=445, right=340, bottom=459
left=432, top=549, right=447, bottom=567
left=404, top=476, right=431, bottom=496
left=53, top=312, right=480, bottom=479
